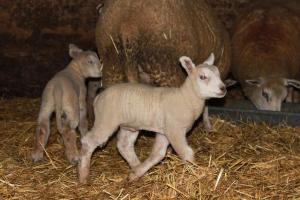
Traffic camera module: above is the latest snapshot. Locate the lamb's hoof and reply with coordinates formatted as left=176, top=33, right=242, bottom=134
left=204, top=127, right=212, bottom=133
left=31, top=150, right=43, bottom=162
left=128, top=170, right=141, bottom=182
left=204, top=123, right=213, bottom=133
left=67, top=154, right=80, bottom=165
left=78, top=167, right=90, bottom=185
left=78, top=178, right=88, bottom=185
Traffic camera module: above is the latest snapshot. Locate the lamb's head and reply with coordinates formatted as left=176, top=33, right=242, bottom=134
left=179, top=53, right=226, bottom=99
left=69, top=44, right=103, bottom=78
left=243, top=77, right=300, bottom=111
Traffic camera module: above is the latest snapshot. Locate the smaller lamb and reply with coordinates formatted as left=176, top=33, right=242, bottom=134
left=31, top=44, right=103, bottom=164
left=78, top=53, right=226, bottom=183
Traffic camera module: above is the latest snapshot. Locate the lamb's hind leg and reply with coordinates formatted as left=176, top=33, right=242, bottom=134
left=59, top=109, right=80, bottom=165
left=61, top=126, right=79, bottom=164
left=79, top=124, right=118, bottom=184
left=129, top=133, right=169, bottom=181
left=31, top=103, right=53, bottom=162
left=117, top=128, right=141, bottom=168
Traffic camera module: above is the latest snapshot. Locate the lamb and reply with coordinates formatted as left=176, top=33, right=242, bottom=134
left=31, top=44, right=103, bottom=164
left=78, top=53, right=226, bottom=184
left=231, top=0, right=300, bottom=111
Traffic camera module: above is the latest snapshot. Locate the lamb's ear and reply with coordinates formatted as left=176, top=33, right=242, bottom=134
left=179, top=56, right=195, bottom=75
left=203, top=53, right=215, bottom=65
left=284, top=79, right=300, bottom=89
left=69, top=43, right=83, bottom=58
left=224, top=79, right=237, bottom=87
left=245, top=79, right=261, bottom=86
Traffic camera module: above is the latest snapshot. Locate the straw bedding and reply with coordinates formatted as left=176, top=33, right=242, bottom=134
left=0, top=98, right=299, bottom=199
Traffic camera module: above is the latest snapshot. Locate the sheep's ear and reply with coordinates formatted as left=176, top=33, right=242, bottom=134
left=100, top=59, right=104, bottom=71
left=203, top=53, right=215, bottom=65
left=179, top=56, right=195, bottom=75
left=224, top=79, right=237, bottom=87
left=69, top=43, right=83, bottom=58
left=245, top=79, right=261, bottom=86
left=285, top=79, right=300, bottom=89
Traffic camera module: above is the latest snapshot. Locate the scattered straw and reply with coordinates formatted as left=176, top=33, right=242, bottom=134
left=108, top=34, right=119, bottom=55
left=0, top=98, right=300, bottom=199
left=214, top=168, right=224, bottom=190
left=0, top=178, right=21, bottom=188
left=39, top=141, right=58, bottom=169
left=166, top=183, right=189, bottom=198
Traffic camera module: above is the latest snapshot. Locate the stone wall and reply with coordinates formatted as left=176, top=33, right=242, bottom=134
left=0, top=0, right=251, bottom=97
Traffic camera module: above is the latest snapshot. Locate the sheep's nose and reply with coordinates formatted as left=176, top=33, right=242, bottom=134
left=220, top=85, right=226, bottom=93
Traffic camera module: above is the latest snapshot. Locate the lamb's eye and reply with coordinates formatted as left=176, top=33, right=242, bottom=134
left=88, top=60, right=94, bottom=64
left=200, top=75, right=207, bottom=80
left=262, top=91, right=270, bottom=102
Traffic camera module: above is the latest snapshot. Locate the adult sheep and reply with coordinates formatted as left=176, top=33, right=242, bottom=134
left=94, top=0, right=231, bottom=87
left=231, top=0, right=300, bottom=111
left=91, top=0, right=231, bottom=130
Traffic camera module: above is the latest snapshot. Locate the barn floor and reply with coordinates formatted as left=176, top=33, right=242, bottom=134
left=0, top=98, right=299, bottom=199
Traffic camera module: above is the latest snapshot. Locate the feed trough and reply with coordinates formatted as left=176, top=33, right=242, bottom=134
left=208, top=100, right=300, bottom=127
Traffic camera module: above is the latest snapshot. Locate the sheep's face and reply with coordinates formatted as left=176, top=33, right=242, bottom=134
left=69, top=44, right=103, bottom=78
left=243, top=77, right=300, bottom=111
left=179, top=53, right=226, bottom=99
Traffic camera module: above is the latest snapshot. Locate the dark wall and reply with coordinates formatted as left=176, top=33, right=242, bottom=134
left=0, top=0, right=250, bottom=97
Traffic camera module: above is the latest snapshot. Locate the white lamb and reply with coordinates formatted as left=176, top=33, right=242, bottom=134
left=78, top=53, right=226, bottom=183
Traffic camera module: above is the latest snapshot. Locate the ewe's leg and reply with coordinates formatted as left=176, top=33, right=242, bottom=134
left=203, top=106, right=212, bottom=132
left=32, top=103, right=53, bottom=162
left=129, top=134, right=169, bottom=181
left=166, top=128, right=194, bottom=163
left=286, top=88, right=300, bottom=103
left=117, top=129, right=140, bottom=168
left=294, top=90, right=300, bottom=103
left=79, top=124, right=118, bottom=184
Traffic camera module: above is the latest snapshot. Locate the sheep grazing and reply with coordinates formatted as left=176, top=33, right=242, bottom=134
left=31, top=44, right=103, bottom=164
left=231, top=0, right=300, bottom=111
left=78, top=53, right=227, bottom=184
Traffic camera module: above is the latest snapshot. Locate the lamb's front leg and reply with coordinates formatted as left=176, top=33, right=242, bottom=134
left=129, top=133, right=169, bottom=181
left=165, top=127, right=194, bottom=163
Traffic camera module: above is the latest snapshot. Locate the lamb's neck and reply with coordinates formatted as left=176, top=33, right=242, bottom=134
left=178, top=78, right=205, bottom=117
left=67, top=61, right=85, bottom=81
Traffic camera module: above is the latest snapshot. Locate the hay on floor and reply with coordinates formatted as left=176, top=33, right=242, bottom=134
left=0, top=98, right=299, bottom=199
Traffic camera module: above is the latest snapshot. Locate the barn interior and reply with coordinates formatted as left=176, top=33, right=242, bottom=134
left=0, top=0, right=299, bottom=199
